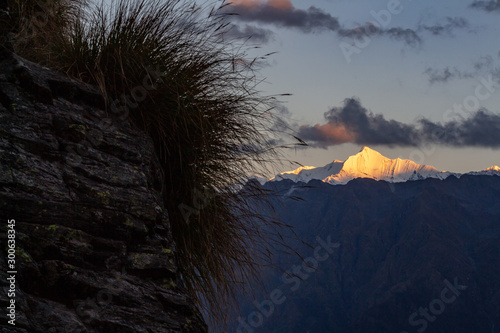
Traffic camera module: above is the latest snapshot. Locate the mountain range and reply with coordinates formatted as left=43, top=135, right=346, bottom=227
left=251, top=146, right=499, bottom=185
left=234, top=147, right=500, bottom=333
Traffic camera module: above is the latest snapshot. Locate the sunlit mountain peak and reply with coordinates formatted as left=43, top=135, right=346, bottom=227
left=269, top=146, right=455, bottom=185
left=485, top=165, right=500, bottom=172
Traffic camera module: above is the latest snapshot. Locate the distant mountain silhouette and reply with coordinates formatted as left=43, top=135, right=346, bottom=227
left=233, top=174, right=500, bottom=333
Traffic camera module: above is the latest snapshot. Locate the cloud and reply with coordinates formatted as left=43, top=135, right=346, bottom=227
left=296, top=123, right=356, bottom=146
left=469, top=1, right=500, bottom=12
left=417, top=17, right=469, bottom=36
left=269, top=102, right=298, bottom=133
left=298, top=98, right=417, bottom=147
left=225, top=24, right=275, bottom=43
left=227, top=0, right=423, bottom=47
left=297, top=98, right=500, bottom=148
left=424, top=67, right=473, bottom=84
left=256, top=102, right=304, bottom=147
left=418, top=111, right=500, bottom=147
left=227, top=1, right=473, bottom=50
left=337, top=23, right=382, bottom=40
left=385, top=28, right=422, bottom=46
left=424, top=56, right=497, bottom=84
left=337, top=24, right=421, bottom=47
left=338, top=16, right=470, bottom=49
left=228, top=0, right=340, bottom=33
left=473, top=55, right=495, bottom=71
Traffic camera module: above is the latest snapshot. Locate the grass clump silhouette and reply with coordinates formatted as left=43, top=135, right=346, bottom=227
left=10, top=0, right=299, bottom=328
left=9, top=0, right=85, bottom=60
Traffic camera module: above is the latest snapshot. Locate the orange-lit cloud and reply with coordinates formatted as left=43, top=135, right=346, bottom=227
left=231, top=0, right=293, bottom=11
left=227, top=0, right=340, bottom=33
left=266, top=0, right=293, bottom=11
left=300, top=123, right=356, bottom=146
left=230, top=0, right=259, bottom=10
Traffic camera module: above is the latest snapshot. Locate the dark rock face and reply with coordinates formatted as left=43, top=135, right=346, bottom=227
left=235, top=176, right=500, bottom=333
left=0, top=55, right=207, bottom=332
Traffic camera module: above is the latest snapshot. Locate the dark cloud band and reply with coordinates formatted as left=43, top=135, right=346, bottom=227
left=469, top=1, right=500, bottom=12
left=297, top=98, right=500, bottom=148
left=417, top=17, right=469, bottom=37
left=225, top=24, right=274, bottom=43
left=226, top=1, right=470, bottom=49
left=424, top=56, right=498, bottom=84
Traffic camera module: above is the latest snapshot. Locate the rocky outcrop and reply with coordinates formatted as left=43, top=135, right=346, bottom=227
left=0, top=53, right=207, bottom=332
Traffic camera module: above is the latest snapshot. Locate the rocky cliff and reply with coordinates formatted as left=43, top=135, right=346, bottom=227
left=0, top=50, right=207, bottom=332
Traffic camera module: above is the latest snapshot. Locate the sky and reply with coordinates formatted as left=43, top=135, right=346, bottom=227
left=223, top=0, right=500, bottom=174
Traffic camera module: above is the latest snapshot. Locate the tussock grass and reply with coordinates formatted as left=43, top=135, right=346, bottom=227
left=10, top=0, right=301, bottom=328
left=9, top=0, right=85, bottom=61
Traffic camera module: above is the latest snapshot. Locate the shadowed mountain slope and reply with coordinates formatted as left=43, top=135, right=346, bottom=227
left=234, top=175, right=500, bottom=333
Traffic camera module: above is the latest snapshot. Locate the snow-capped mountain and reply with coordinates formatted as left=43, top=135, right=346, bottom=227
left=270, top=161, right=344, bottom=183
left=466, top=165, right=500, bottom=177
left=323, top=147, right=453, bottom=185
left=267, top=146, right=464, bottom=185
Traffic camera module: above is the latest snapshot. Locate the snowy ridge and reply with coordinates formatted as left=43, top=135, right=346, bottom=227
left=266, top=147, right=469, bottom=186
left=270, top=161, right=344, bottom=183
left=466, top=165, right=500, bottom=177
